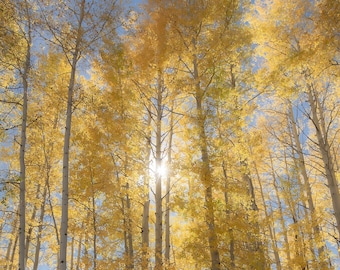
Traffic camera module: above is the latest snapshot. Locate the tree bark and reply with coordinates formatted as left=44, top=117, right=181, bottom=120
left=33, top=184, right=48, bottom=270
left=18, top=1, right=31, bottom=268
left=254, top=163, right=281, bottom=270
left=142, top=105, right=151, bottom=269
left=222, top=162, right=235, bottom=268
left=122, top=182, right=134, bottom=269
left=155, top=71, right=163, bottom=270
left=165, top=101, right=174, bottom=264
left=90, top=170, right=98, bottom=270
left=270, top=154, right=291, bottom=265
left=6, top=210, right=19, bottom=270
left=76, top=226, right=83, bottom=270
left=25, top=184, right=40, bottom=263
left=193, top=48, right=220, bottom=269
left=288, top=102, right=329, bottom=266
left=141, top=199, right=150, bottom=268
left=59, top=1, right=85, bottom=269
left=126, top=183, right=134, bottom=269
left=307, top=86, right=340, bottom=238
left=10, top=232, right=19, bottom=270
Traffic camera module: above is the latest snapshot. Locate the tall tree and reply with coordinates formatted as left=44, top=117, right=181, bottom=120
left=18, top=1, right=31, bottom=268
left=127, top=4, right=178, bottom=267
left=38, top=0, right=120, bottom=268
left=165, top=0, right=251, bottom=268
left=0, top=0, right=34, bottom=268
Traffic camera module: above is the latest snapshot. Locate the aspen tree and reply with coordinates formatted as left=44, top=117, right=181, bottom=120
left=165, top=101, right=174, bottom=265
left=142, top=108, right=151, bottom=269
left=254, top=164, right=281, bottom=270
left=28, top=50, right=69, bottom=268
left=59, top=2, right=85, bottom=267
left=0, top=1, right=30, bottom=268
left=127, top=3, right=177, bottom=267
left=0, top=0, right=35, bottom=268
left=163, top=0, right=251, bottom=267
left=18, top=8, right=30, bottom=270
left=315, top=0, right=340, bottom=65
left=307, top=85, right=340, bottom=238
left=38, top=1, right=120, bottom=268
left=287, top=101, right=329, bottom=266
left=269, top=153, right=292, bottom=266
left=254, top=0, right=340, bottom=263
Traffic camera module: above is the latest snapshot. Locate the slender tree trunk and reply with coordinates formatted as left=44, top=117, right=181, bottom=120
left=155, top=71, right=163, bottom=270
left=222, top=162, right=235, bottom=268
left=76, top=226, right=83, bottom=270
left=10, top=232, right=19, bottom=270
left=307, top=86, right=340, bottom=238
left=34, top=128, right=55, bottom=270
left=142, top=200, right=150, bottom=268
left=25, top=184, right=40, bottom=263
left=122, top=181, right=134, bottom=269
left=142, top=106, right=151, bottom=269
left=59, top=2, right=84, bottom=269
left=90, top=170, right=98, bottom=270
left=270, top=154, right=291, bottom=266
left=241, top=161, right=258, bottom=210
left=254, top=163, right=281, bottom=270
left=33, top=184, right=48, bottom=270
left=25, top=203, right=37, bottom=262
left=122, top=197, right=129, bottom=268
left=285, top=132, right=311, bottom=268
left=48, top=172, right=59, bottom=245
left=19, top=2, right=31, bottom=268
left=241, top=161, right=266, bottom=268
left=193, top=51, right=220, bottom=270
left=288, top=103, right=329, bottom=267
left=283, top=149, right=308, bottom=268
left=70, top=237, right=74, bottom=270
left=6, top=210, right=19, bottom=270
left=5, top=235, right=14, bottom=270
left=165, top=102, right=174, bottom=264
left=126, top=183, right=134, bottom=269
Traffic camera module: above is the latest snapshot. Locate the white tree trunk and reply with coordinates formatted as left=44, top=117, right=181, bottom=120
left=307, top=87, right=340, bottom=238
left=288, top=102, right=329, bottom=265
left=193, top=51, right=221, bottom=269
left=142, top=107, right=151, bottom=269
left=59, top=2, right=84, bottom=269
left=165, top=102, right=174, bottom=263
left=155, top=71, right=163, bottom=269
left=19, top=4, right=31, bottom=266
left=270, top=154, right=291, bottom=262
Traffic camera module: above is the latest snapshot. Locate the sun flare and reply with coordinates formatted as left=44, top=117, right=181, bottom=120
left=149, top=160, right=168, bottom=178
left=156, top=163, right=168, bottom=178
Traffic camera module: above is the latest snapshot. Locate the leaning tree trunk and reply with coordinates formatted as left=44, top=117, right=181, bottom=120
left=6, top=209, right=19, bottom=270
left=307, top=86, right=340, bottom=238
left=270, top=154, right=291, bottom=263
left=254, top=164, right=281, bottom=270
left=33, top=184, right=48, bottom=270
left=288, top=102, right=329, bottom=266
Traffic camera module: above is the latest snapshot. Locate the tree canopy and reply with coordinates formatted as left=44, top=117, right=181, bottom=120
left=0, top=0, right=340, bottom=269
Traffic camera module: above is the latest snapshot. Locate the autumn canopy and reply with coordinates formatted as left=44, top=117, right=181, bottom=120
left=0, top=0, right=340, bottom=269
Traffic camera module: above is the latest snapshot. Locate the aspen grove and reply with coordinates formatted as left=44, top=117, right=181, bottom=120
left=0, top=0, right=340, bottom=269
